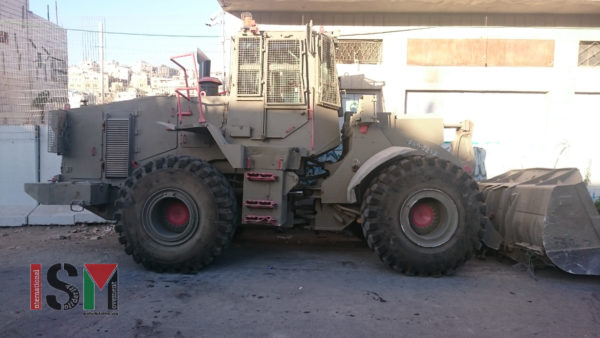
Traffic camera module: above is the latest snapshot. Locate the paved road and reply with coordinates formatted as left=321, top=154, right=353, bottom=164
left=1, top=225, right=599, bottom=337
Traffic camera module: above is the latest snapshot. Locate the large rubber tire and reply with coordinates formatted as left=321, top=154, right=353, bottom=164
left=115, top=155, right=238, bottom=273
left=360, top=155, right=484, bottom=276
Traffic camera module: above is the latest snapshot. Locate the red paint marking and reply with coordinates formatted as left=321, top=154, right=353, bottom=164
left=247, top=157, right=252, bottom=169
left=84, top=264, right=118, bottom=290
left=359, top=125, right=369, bottom=134
left=30, top=264, right=41, bottom=310
left=278, top=158, right=283, bottom=169
left=165, top=201, right=189, bottom=227
left=309, top=108, right=314, bottom=150
left=285, top=126, right=295, bottom=133
left=244, top=215, right=277, bottom=225
left=244, top=199, right=278, bottom=209
left=245, top=172, right=278, bottom=182
left=410, top=203, right=434, bottom=228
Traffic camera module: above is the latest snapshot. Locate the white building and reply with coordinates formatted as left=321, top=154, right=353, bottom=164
left=219, top=0, right=600, bottom=186
left=68, top=62, right=109, bottom=95
left=132, top=60, right=153, bottom=74
left=105, top=60, right=131, bottom=82
left=130, top=71, right=150, bottom=93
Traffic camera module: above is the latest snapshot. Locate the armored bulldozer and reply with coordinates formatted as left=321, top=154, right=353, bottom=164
left=25, top=22, right=600, bottom=276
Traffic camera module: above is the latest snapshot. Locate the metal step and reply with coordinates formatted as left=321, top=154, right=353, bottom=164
left=244, top=215, right=277, bottom=225
left=243, top=199, right=278, bottom=209
left=245, top=172, right=278, bottom=182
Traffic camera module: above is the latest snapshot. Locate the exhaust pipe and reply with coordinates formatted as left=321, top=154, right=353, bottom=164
left=196, top=48, right=211, bottom=78
left=196, top=48, right=221, bottom=96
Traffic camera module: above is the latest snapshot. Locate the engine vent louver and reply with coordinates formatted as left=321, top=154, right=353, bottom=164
left=105, top=118, right=131, bottom=178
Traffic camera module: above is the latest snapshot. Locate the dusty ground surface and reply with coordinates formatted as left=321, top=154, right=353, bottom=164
left=0, top=224, right=599, bottom=338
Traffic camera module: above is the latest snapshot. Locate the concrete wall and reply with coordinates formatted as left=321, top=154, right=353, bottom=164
left=0, top=125, right=37, bottom=207
left=220, top=0, right=600, bottom=16
left=0, top=125, right=105, bottom=226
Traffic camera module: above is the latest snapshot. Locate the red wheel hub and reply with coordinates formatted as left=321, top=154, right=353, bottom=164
left=165, top=201, right=190, bottom=227
left=409, top=202, right=435, bottom=228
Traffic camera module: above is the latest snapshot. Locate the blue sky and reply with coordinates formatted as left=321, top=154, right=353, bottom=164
left=29, top=0, right=230, bottom=66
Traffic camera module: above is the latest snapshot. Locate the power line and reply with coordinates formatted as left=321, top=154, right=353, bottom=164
left=68, top=26, right=433, bottom=38
left=339, top=27, right=434, bottom=37
left=66, top=28, right=220, bottom=38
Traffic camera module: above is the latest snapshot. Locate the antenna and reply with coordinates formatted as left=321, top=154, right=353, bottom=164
left=99, top=22, right=104, bottom=104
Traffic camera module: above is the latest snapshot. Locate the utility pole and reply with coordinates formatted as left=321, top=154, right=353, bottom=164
left=99, top=22, right=104, bottom=104
left=206, top=11, right=227, bottom=90
left=221, top=12, right=226, bottom=90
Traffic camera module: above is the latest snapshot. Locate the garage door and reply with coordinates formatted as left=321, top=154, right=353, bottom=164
left=405, top=91, right=549, bottom=178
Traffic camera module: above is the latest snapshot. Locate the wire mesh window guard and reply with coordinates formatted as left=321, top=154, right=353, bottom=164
left=237, top=36, right=262, bottom=96
left=0, top=13, right=68, bottom=125
left=319, top=36, right=340, bottom=107
left=266, top=39, right=303, bottom=104
left=336, top=39, right=383, bottom=65
left=578, top=41, right=600, bottom=67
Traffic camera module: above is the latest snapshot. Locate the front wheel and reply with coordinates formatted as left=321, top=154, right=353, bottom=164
left=115, top=156, right=238, bottom=273
left=360, top=155, right=484, bottom=276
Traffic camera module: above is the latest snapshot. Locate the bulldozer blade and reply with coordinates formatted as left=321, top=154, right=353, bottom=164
left=478, top=168, right=600, bottom=276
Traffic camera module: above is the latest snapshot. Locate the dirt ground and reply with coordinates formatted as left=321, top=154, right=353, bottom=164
left=0, top=224, right=599, bottom=338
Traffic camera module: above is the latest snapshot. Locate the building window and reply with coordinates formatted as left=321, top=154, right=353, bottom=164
left=578, top=41, right=600, bottom=67
left=336, top=39, right=383, bottom=64
left=0, top=31, right=8, bottom=44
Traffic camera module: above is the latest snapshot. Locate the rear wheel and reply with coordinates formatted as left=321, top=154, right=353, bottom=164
left=360, top=155, right=484, bottom=276
left=115, top=155, right=237, bottom=273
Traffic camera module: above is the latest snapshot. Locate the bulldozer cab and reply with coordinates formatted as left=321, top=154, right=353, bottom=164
left=223, top=24, right=343, bottom=155
left=230, top=27, right=340, bottom=109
